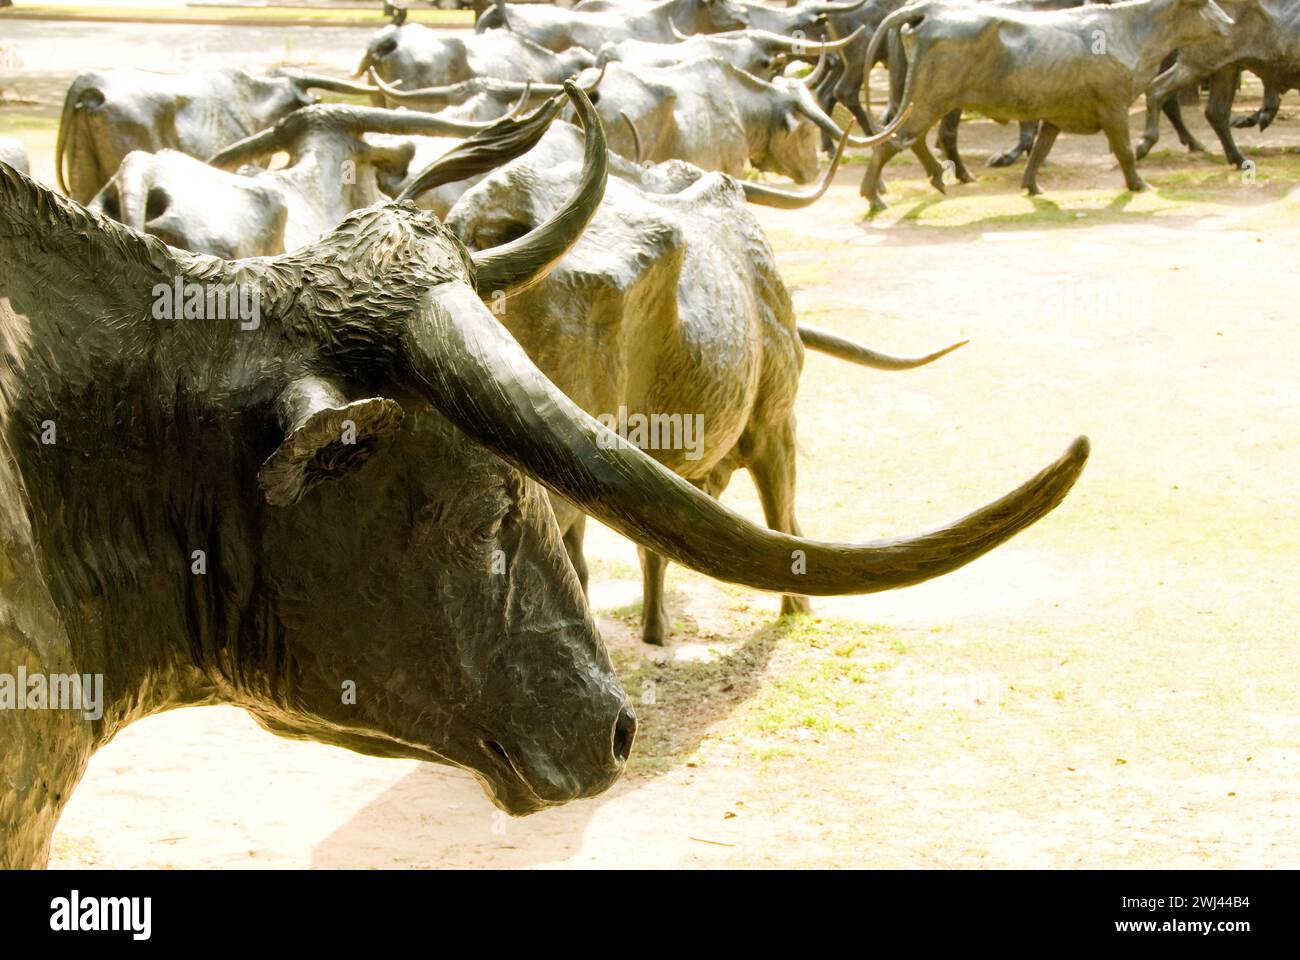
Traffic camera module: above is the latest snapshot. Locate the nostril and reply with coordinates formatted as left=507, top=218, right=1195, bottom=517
left=611, top=704, right=636, bottom=764
left=484, top=739, right=511, bottom=766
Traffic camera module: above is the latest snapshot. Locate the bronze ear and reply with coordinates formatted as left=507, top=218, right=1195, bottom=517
left=259, top=375, right=404, bottom=507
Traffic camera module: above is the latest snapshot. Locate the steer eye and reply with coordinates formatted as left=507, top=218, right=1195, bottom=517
left=475, top=516, right=504, bottom=543
left=375, top=39, right=397, bottom=58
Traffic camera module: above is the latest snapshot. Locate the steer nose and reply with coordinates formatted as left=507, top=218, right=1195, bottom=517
left=612, top=702, right=637, bottom=765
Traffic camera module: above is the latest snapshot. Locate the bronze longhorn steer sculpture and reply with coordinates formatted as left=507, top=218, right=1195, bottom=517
left=1136, top=0, right=1300, bottom=169
left=55, top=67, right=379, bottom=204
left=0, top=85, right=1087, bottom=867
left=858, top=0, right=1236, bottom=211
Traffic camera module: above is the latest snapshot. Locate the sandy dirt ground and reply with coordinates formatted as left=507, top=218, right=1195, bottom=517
left=2, top=20, right=1298, bottom=868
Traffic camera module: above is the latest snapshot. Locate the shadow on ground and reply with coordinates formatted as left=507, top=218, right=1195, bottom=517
left=309, top=616, right=795, bottom=868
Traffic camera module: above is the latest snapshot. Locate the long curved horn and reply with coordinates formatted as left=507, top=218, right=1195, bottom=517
left=741, top=125, right=849, bottom=209
left=798, top=325, right=968, bottom=369
left=208, top=126, right=288, bottom=169
left=811, top=0, right=870, bottom=13
left=619, top=109, right=643, bottom=165
left=402, top=281, right=1089, bottom=596
left=370, top=69, right=471, bottom=105
left=54, top=79, right=79, bottom=196
left=470, top=80, right=607, bottom=298
left=344, top=106, right=495, bottom=136
left=759, top=24, right=865, bottom=59
left=801, top=47, right=829, bottom=89
left=279, top=69, right=383, bottom=98
left=507, top=81, right=534, bottom=118
left=369, top=65, right=603, bottom=111
left=208, top=107, right=493, bottom=169
left=790, top=80, right=911, bottom=147
left=396, top=91, right=565, bottom=201
left=863, top=4, right=928, bottom=134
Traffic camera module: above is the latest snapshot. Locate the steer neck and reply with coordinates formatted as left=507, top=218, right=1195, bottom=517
left=0, top=692, right=96, bottom=868
left=0, top=595, right=216, bottom=867
left=1, top=425, right=218, bottom=867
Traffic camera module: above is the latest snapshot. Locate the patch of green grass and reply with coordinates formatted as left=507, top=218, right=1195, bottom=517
left=596, top=601, right=642, bottom=622
left=720, top=617, right=907, bottom=743
left=0, top=114, right=59, bottom=134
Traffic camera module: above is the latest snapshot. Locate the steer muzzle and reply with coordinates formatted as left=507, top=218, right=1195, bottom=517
left=474, top=690, right=636, bottom=815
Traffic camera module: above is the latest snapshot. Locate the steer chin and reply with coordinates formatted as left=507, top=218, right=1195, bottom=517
left=473, top=756, right=624, bottom=817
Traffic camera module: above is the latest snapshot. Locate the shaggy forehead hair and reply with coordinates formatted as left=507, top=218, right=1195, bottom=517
left=270, top=202, right=476, bottom=318
left=245, top=202, right=479, bottom=368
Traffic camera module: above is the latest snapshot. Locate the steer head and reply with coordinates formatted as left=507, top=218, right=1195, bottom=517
left=737, top=61, right=904, bottom=183
left=3, top=85, right=632, bottom=817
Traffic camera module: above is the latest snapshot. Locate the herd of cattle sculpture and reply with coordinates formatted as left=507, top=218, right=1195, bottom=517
left=4, top=0, right=1297, bottom=865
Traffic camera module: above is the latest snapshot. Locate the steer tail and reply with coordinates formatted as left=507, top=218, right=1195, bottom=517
left=798, top=324, right=967, bottom=371
left=618, top=110, right=643, bottom=165
left=54, top=78, right=82, bottom=196
left=864, top=3, right=928, bottom=135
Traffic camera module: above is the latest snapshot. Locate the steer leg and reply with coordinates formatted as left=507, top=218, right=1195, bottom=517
left=1205, top=65, right=1249, bottom=169
left=861, top=104, right=946, bottom=210
left=562, top=514, right=589, bottom=598
left=637, top=546, right=671, bottom=646
left=861, top=138, right=903, bottom=211
left=1162, top=97, right=1206, bottom=153
left=1233, top=78, right=1281, bottom=131
left=989, top=121, right=1038, bottom=168
left=1021, top=122, right=1060, bottom=196
left=817, top=59, right=847, bottom=153
left=912, top=133, right=949, bottom=194
left=936, top=110, right=975, bottom=184
left=1136, top=60, right=1198, bottom=160
left=747, top=421, right=811, bottom=618
left=1100, top=112, right=1149, bottom=193
left=1258, top=83, right=1283, bottom=131
left=825, top=39, right=871, bottom=135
